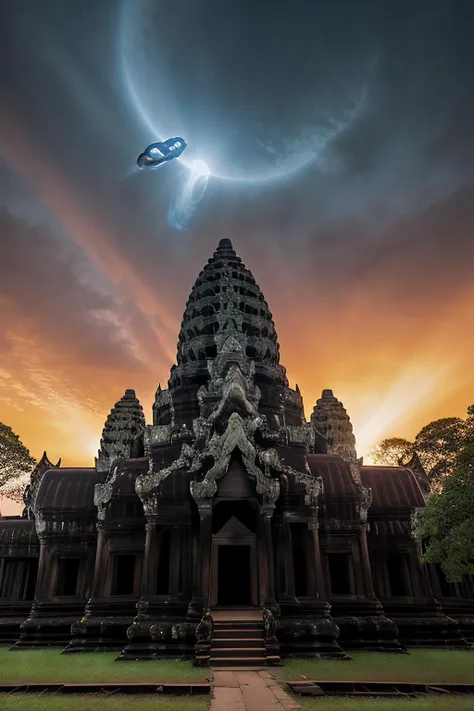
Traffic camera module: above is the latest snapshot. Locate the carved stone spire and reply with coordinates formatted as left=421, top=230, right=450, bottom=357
left=400, top=452, right=431, bottom=496
left=172, top=238, right=287, bottom=388
left=23, top=451, right=61, bottom=518
left=96, top=389, right=145, bottom=472
left=310, top=389, right=357, bottom=462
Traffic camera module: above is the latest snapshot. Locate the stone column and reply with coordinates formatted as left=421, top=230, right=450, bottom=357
left=408, top=543, right=424, bottom=598
left=359, top=524, right=375, bottom=597
left=281, top=518, right=295, bottom=597
left=35, top=534, right=58, bottom=600
left=34, top=538, right=48, bottom=600
left=308, top=519, right=326, bottom=600
left=263, top=508, right=276, bottom=602
left=197, top=503, right=213, bottom=605
left=141, top=519, right=159, bottom=598
left=90, top=523, right=108, bottom=599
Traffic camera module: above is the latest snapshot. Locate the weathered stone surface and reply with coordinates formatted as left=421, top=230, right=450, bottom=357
left=96, top=389, right=145, bottom=472
left=310, top=389, right=357, bottom=461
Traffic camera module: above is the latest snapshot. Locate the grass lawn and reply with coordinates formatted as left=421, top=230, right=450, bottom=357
left=0, top=647, right=209, bottom=684
left=280, top=649, right=474, bottom=685
left=0, top=697, right=209, bottom=711
left=298, top=699, right=474, bottom=711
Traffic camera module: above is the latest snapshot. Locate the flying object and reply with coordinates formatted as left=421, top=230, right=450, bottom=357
left=137, top=137, right=187, bottom=169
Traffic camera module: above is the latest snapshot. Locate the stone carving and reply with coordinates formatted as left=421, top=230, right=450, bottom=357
left=136, top=443, right=196, bottom=516
left=152, top=384, right=175, bottom=428
left=207, top=363, right=260, bottom=422
left=144, top=425, right=172, bottom=454
left=263, top=605, right=277, bottom=641
left=196, top=334, right=261, bottom=417
left=262, top=604, right=280, bottom=660
left=23, top=451, right=61, bottom=519
left=96, top=390, right=145, bottom=473
left=357, top=485, right=373, bottom=522
left=349, top=461, right=362, bottom=486
left=257, top=447, right=323, bottom=508
left=94, top=462, right=122, bottom=521
left=195, top=607, right=213, bottom=656
left=136, top=332, right=285, bottom=511
left=190, top=412, right=280, bottom=508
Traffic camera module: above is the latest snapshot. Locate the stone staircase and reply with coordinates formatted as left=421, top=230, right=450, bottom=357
left=208, top=609, right=281, bottom=668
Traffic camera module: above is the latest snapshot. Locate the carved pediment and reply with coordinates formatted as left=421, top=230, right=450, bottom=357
left=215, top=516, right=255, bottom=539
left=217, top=458, right=255, bottom=499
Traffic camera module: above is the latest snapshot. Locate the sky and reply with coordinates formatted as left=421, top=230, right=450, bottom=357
left=1, top=0, right=473, bottom=513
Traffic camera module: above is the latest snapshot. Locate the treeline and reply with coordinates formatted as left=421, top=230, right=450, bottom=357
left=371, top=405, right=474, bottom=583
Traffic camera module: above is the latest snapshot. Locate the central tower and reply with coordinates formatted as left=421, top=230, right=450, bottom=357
left=154, top=239, right=305, bottom=430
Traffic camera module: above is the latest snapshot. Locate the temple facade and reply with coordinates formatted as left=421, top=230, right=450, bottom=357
left=1, top=238, right=473, bottom=665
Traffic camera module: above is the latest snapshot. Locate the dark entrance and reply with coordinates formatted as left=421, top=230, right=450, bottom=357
left=217, top=545, right=251, bottom=605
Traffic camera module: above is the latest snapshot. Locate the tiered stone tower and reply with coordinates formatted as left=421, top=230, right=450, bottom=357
left=311, top=389, right=357, bottom=462
left=96, top=390, right=145, bottom=472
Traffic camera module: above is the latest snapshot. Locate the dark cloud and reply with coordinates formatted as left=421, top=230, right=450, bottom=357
left=0, top=0, right=473, bottom=462
left=0, top=208, right=154, bottom=371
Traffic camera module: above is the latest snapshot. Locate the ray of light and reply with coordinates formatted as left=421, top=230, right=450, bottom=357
left=167, top=160, right=210, bottom=231
left=119, top=0, right=368, bottom=184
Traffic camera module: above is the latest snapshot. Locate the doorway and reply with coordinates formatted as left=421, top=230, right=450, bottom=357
left=210, top=513, right=260, bottom=607
left=218, top=545, right=251, bottom=605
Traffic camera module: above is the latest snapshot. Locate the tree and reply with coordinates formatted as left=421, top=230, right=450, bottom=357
left=414, top=417, right=468, bottom=488
left=370, top=405, right=474, bottom=488
left=414, top=445, right=474, bottom=582
left=369, top=437, right=414, bottom=466
left=0, top=423, right=36, bottom=504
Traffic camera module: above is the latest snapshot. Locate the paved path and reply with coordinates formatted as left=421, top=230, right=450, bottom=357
left=211, top=670, right=301, bottom=711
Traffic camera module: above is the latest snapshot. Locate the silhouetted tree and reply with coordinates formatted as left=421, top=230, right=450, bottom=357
left=414, top=445, right=474, bottom=582
left=0, top=423, right=35, bottom=504
left=414, top=417, right=468, bottom=488
left=369, top=437, right=414, bottom=466
left=372, top=405, right=474, bottom=489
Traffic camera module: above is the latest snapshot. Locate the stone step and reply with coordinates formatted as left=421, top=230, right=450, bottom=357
left=210, top=656, right=267, bottom=668
left=213, top=622, right=262, bottom=632
left=213, top=629, right=263, bottom=639
left=210, top=647, right=266, bottom=658
left=266, top=655, right=283, bottom=666
left=212, top=637, right=265, bottom=648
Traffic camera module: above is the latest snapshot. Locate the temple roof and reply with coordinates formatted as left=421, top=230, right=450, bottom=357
left=103, top=457, right=149, bottom=498
left=360, top=466, right=425, bottom=510
left=34, top=468, right=106, bottom=513
left=307, top=453, right=358, bottom=497
left=172, top=239, right=287, bottom=387
left=0, top=517, right=38, bottom=552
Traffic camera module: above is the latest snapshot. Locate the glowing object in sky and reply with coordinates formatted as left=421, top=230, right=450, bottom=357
left=167, top=160, right=210, bottom=231
left=137, top=136, right=187, bottom=168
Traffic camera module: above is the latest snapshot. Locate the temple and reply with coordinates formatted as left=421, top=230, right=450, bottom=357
left=1, top=238, right=473, bottom=665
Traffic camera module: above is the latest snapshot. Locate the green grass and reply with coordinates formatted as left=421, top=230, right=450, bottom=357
left=280, top=649, right=474, bottom=684
left=0, top=697, right=209, bottom=711
left=0, top=647, right=209, bottom=684
left=298, top=699, right=474, bottom=711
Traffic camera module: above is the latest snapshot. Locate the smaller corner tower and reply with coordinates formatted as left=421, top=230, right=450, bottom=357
left=96, top=389, right=145, bottom=472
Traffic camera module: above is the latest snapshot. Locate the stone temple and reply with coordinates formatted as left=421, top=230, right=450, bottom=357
left=1, top=238, right=473, bottom=665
